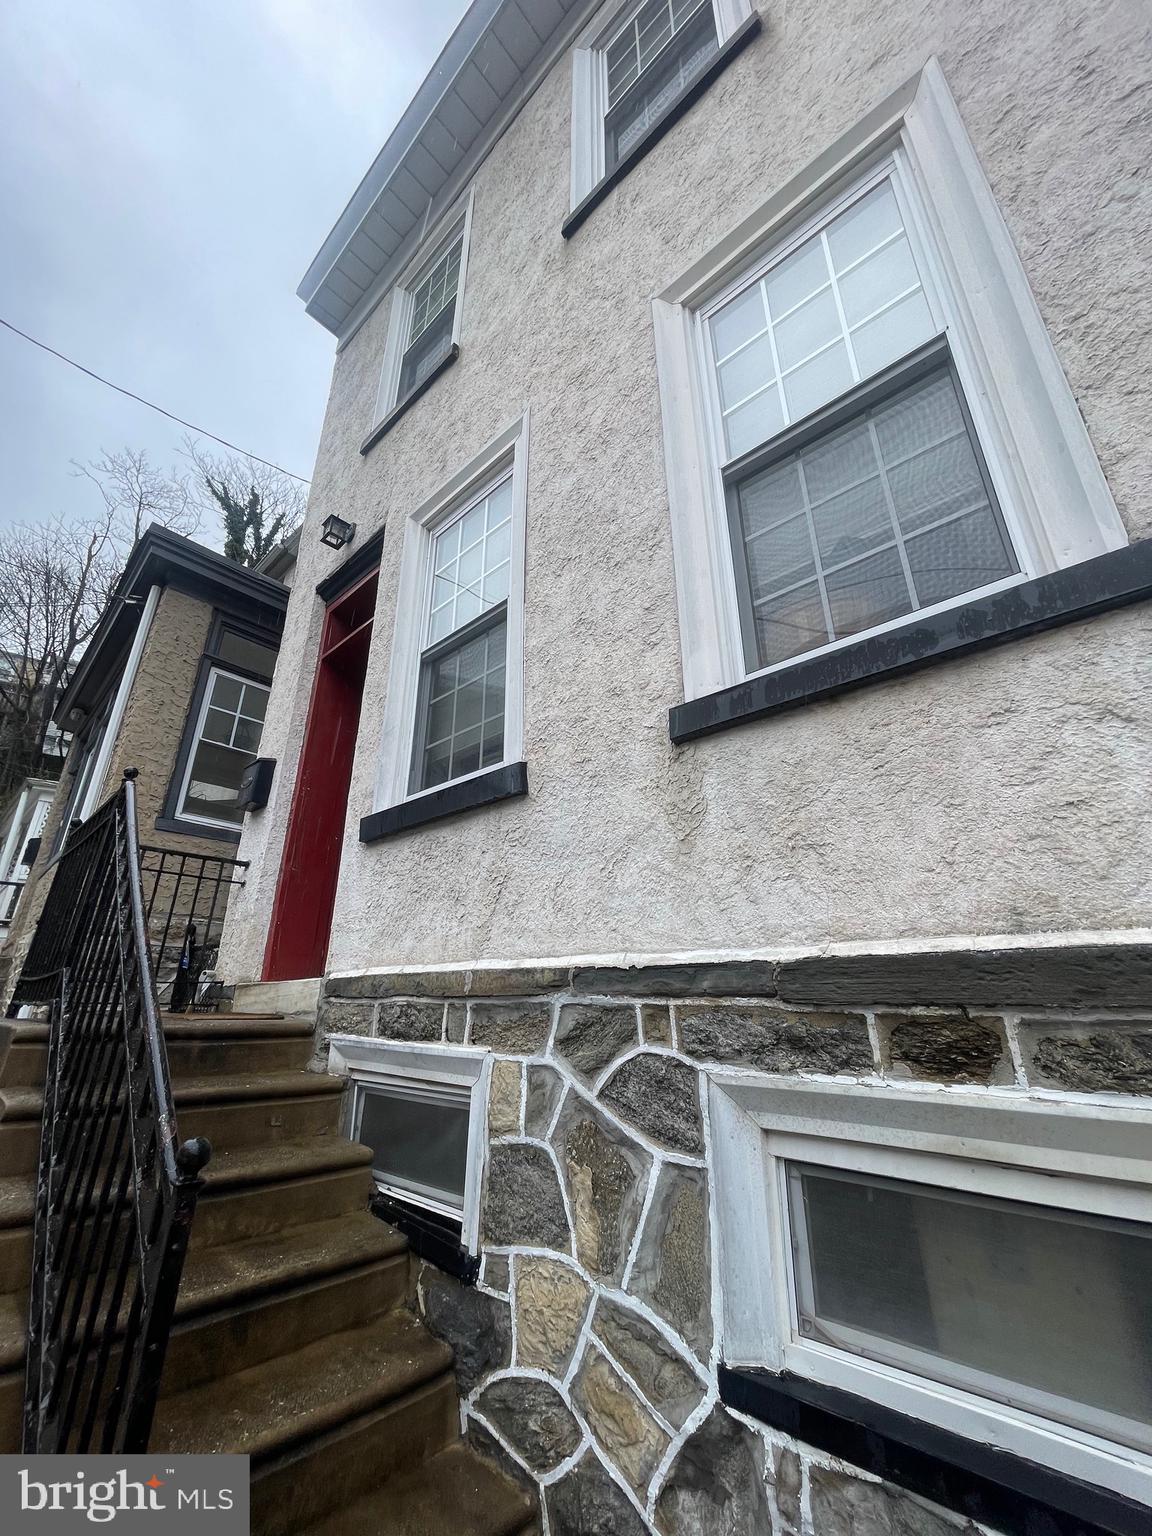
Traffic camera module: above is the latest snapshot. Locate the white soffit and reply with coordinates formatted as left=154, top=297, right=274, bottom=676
left=298, top=0, right=590, bottom=337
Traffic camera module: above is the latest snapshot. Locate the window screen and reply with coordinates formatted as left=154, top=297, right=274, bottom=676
left=788, top=1163, right=1152, bottom=1452
left=398, top=236, right=463, bottom=402
left=604, top=0, right=718, bottom=168
left=356, top=1079, right=471, bottom=1213
left=728, top=368, right=1016, bottom=669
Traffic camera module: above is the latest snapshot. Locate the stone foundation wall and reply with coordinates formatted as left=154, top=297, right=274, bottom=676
left=319, top=954, right=1152, bottom=1535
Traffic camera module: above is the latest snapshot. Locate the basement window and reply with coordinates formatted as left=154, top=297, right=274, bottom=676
left=327, top=1036, right=491, bottom=1277
left=709, top=1077, right=1152, bottom=1513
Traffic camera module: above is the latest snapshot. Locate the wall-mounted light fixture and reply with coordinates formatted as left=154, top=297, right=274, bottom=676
left=320, top=514, right=357, bottom=550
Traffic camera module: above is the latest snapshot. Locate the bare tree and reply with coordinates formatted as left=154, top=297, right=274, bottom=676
left=0, top=449, right=206, bottom=801
left=183, top=437, right=306, bottom=567
left=73, top=446, right=201, bottom=547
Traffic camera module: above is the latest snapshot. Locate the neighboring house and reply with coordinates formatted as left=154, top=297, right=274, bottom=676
left=1, top=525, right=289, bottom=1003
left=214, top=4, right=1151, bottom=1535
left=0, top=778, right=56, bottom=945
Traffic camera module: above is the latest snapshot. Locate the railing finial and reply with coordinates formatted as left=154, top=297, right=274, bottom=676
left=123, top=767, right=139, bottom=781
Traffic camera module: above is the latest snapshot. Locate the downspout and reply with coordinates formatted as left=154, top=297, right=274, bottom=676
left=78, top=584, right=162, bottom=823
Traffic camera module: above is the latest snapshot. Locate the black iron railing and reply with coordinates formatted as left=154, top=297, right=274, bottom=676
left=10, top=770, right=211, bottom=1453
left=138, top=846, right=248, bottom=1012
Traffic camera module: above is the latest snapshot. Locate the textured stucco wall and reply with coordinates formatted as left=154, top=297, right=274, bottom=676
left=1, top=586, right=234, bottom=1000
left=218, top=0, right=1152, bottom=983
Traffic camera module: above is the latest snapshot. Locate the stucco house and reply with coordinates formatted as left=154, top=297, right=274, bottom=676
left=0, top=525, right=289, bottom=1004
left=209, top=0, right=1149, bottom=1531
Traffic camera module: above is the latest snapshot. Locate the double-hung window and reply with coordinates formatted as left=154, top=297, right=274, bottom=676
left=367, top=414, right=528, bottom=836
left=169, top=623, right=278, bottom=832
left=704, top=167, right=1018, bottom=674
left=603, top=0, right=719, bottom=169
left=410, top=474, right=511, bottom=793
left=398, top=234, right=462, bottom=402
left=654, top=63, right=1126, bottom=711
left=368, top=198, right=475, bottom=444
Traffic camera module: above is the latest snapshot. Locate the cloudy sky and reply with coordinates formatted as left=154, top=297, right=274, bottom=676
left=0, top=0, right=467, bottom=539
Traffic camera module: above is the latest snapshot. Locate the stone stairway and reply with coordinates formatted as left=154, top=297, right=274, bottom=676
left=0, top=1014, right=537, bottom=1536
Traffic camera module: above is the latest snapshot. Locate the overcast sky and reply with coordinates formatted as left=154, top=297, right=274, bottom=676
left=0, top=0, right=467, bottom=541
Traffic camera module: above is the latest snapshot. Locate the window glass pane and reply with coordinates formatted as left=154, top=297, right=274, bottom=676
left=723, top=384, right=784, bottom=460
left=604, top=4, right=718, bottom=167
left=427, top=480, right=514, bottom=644
left=782, top=341, right=853, bottom=422
left=905, top=507, right=1016, bottom=608
left=215, top=629, right=278, bottom=679
left=412, top=618, right=507, bottom=792
left=729, top=367, right=1017, bottom=671
left=358, top=1084, right=469, bottom=1210
left=764, top=241, right=829, bottom=321
left=838, top=237, right=921, bottom=330
left=717, top=333, right=777, bottom=413
left=709, top=177, right=937, bottom=464
left=408, top=238, right=462, bottom=346
left=789, top=1163, right=1152, bottom=1448
left=201, top=707, right=234, bottom=746
left=753, top=582, right=828, bottom=667
left=710, top=284, right=767, bottom=362
left=826, top=181, right=904, bottom=273
left=181, top=740, right=248, bottom=825
left=232, top=716, right=264, bottom=754
left=824, top=546, right=912, bottom=637
left=210, top=674, right=243, bottom=712
left=850, top=289, right=934, bottom=378
left=774, top=288, right=841, bottom=374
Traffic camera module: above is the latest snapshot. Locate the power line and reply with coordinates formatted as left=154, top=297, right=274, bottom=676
left=0, top=314, right=311, bottom=484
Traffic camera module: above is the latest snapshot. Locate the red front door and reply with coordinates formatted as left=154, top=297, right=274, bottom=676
left=263, top=569, right=377, bottom=981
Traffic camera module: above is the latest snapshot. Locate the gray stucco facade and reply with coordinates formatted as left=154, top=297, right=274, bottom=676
left=216, top=3, right=1152, bottom=1532
left=220, top=0, right=1151, bottom=982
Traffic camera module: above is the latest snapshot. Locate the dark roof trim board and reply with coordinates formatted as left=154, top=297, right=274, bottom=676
left=299, top=0, right=596, bottom=342
left=58, top=524, right=289, bottom=722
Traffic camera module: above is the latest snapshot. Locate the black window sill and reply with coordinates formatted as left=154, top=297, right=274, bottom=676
left=359, top=761, right=528, bottom=842
left=720, top=1366, right=1144, bottom=1536
left=370, top=1192, right=479, bottom=1284
left=562, top=14, right=762, bottom=240
left=153, top=814, right=241, bottom=844
left=359, top=344, right=460, bottom=457
left=671, top=539, right=1152, bottom=744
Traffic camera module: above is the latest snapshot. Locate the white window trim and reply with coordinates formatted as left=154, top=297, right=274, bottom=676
left=373, top=412, right=529, bottom=813
left=175, top=664, right=269, bottom=832
left=708, top=1073, right=1152, bottom=1505
left=653, top=58, right=1127, bottom=702
left=370, top=188, right=475, bottom=431
left=327, top=1035, right=491, bottom=1254
left=569, top=0, right=753, bottom=210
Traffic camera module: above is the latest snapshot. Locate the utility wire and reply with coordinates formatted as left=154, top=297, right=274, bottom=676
left=0, top=314, right=311, bottom=483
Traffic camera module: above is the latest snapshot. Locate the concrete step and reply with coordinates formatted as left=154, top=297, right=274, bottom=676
left=296, top=1442, right=538, bottom=1536
left=0, top=1039, right=47, bottom=1089
left=193, top=1151, right=374, bottom=1250
left=179, top=1086, right=344, bottom=1157
left=0, top=1220, right=414, bottom=1454
left=163, top=1256, right=411, bottom=1395
left=175, top=1211, right=408, bottom=1325
left=251, top=1376, right=460, bottom=1535
left=0, top=1087, right=42, bottom=1123
left=0, top=1136, right=374, bottom=1293
left=165, top=1035, right=313, bottom=1078
left=154, top=1310, right=452, bottom=1461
